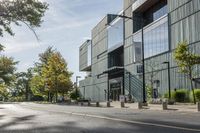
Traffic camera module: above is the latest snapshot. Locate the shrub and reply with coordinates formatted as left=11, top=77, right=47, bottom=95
left=194, top=89, right=200, bottom=102
left=174, top=89, right=189, bottom=102
left=190, top=89, right=200, bottom=103
left=31, top=95, right=44, bottom=101
left=9, top=96, right=25, bottom=102
left=146, top=86, right=153, bottom=101
left=163, top=91, right=176, bottom=99
left=70, top=89, right=80, bottom=100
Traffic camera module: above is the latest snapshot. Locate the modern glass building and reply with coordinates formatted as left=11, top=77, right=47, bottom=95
left=79, top=0, right=200, bottom=102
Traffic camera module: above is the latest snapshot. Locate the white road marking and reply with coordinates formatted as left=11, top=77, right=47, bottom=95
left=19, top=104, right=200, bottom=132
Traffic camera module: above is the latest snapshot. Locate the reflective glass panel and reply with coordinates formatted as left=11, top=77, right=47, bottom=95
left=108, top=18, right=123, bottom=51
left=87, top=43, right=91, bottom=66
left=143, top=17, right=169, bottom=58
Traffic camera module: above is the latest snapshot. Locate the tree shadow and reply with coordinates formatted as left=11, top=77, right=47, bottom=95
left=0, top=114, right=197, bottom=133
left=0, top=115, right=35, bottom=130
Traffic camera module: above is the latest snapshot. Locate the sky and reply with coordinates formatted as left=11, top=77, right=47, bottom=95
left=0, top=0, right=123, bottom=82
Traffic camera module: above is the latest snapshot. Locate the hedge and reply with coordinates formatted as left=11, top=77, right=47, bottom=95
left=163, top=89, right=200, bottom=103
left=190, top=89, right=200, bottom=102
left=163, top=89, right=189, bottom=102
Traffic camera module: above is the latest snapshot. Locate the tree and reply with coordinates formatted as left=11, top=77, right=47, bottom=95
left=0, top=56, right=17, bottom=85
left=174, top=41, right=200, bottom=104
left=31, top=48, right=73, bottom=102
left=0, top=84, right=9, bottom=101
left=41, top=52, right=73, bottom=102
left=0, top=0, right=48, bottom=40
left=30, top=47, right=55, bottom=101
left=34, top=46, right=55, bottom=74
left=144, top=60, right=160, bottom=100
left=0, top=56, right=17, bottom=101
left=30, top=75, right=47, bottom=97
left=15, top=68, right=33, bottom=101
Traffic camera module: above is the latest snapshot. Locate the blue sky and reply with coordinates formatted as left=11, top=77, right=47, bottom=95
left=0, top=0, right=123, bottom=82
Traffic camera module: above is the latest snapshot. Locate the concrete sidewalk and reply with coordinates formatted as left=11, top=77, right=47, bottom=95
left=96, top=102, right=199, bottom=113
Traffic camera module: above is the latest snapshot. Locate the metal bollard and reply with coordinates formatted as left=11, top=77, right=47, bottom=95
left=138, top=102, right=143, bottom=109
left=162, top=102, right=168, bottom=110
left=107, top=101, right=110, bottom=107
left=88, top=101, right=90, bottom=106
left=96, top=102, right=100, bottom=107
left=198, top=102, right=200, bottom=112
left=121, top=102, right=125, bottom=108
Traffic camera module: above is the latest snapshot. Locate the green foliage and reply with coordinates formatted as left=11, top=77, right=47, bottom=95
left=0, top=56, right=17, bottom=85
left=13, top=68, right=34, bottom=101
left=174, top=41, right=200, bottom=104
left=31, top=47, right=73, bottom=102
left=70, top=89, right=80, bottom=100
left=0, top=44, right=4, bottom=52
left=9, top=96, right=25, bottom=102
left=146, top=85, right=153, bottom=100
left=41, top=52, right=73, bottom=94
left=31, top=47, right=55, bottom=97
left=0, top=0, right=48, bottom=37
left=190, top=89, right=200, bottom=102
left=164, top=89, right=189, bottom=103
left=0, top=84, right=10, bottom=100
left=173, top=89, right=190, bottom=102
left=30, top=75, right=46, bottom=96
left=174, top=41, right=200, bottom=75
left=194, top=89, right=200, bottom=102
left=30, top=95, right=44, bottom=101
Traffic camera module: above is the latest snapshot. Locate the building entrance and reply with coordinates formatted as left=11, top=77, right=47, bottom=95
left=110, top=85, right=121, bottom=101
left=109, top=77, right=123, bottom=101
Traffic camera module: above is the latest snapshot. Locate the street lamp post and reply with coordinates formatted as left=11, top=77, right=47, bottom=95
left=107, top=14, right=146, bottom=103
left=76, top=76, right=81, bottom=100
left=163, top=61, right=171, bottom=99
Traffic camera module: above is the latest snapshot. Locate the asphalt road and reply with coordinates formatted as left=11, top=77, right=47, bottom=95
left=0, top=103, right=199, bottom=133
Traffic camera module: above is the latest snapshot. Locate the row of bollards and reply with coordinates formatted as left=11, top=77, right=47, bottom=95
left=162, top=102, right=200, bottom=112
left=83, top=101, right=200, bottom=112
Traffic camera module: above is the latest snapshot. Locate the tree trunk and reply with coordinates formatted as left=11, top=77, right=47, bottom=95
left=55, top=91, right=58, bottom=103
left=50, top=93, right=53, bottom=103
left=189, top=68, right=196, bottom=104
left=191, top=79, right=196, bottom=104
left=47, top=91, right=49, bottom=102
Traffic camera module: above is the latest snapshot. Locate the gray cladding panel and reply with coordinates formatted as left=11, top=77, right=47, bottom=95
left=79, top=40, right=91, bottom=71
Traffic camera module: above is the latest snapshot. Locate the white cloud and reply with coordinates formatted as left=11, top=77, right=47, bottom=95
left=3, top=42, right=41, bottom=54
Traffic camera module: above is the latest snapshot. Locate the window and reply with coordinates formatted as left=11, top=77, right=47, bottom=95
left=143, top=16, right=169, bottom=58
left=132, top=16, right=169, bottom=60
left=133, top=0, right=168, bottom=33
left=108, top=18, right=123, bottom=51
left=87, top=43, right=91, bottom=66
left=108, top=47, right=124, bottom=68
left=133, top=31, right=142, bottom=62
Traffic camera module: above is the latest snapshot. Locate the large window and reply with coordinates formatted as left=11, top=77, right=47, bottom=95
left=143, top=16, right=168, bottom=58
left=87, top=43, right=91, bottom=66
left=108, top=18, right=123, bottom=51
left=132, top=16, right=169, bottom=60
left=143, top=0, right=168, bottom=23
left=133, top=31, right=142, bottom=62
left=133, top=0, right=167, bottom=33
left=108, top=47, right=123, bottom=68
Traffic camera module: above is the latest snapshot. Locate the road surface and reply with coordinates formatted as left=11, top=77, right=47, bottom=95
left=0, top=103, right=199, bottom=133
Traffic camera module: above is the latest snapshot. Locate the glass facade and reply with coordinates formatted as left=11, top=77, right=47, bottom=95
left=143, top=16, right=169, bottom=58
left=153, top=4, right=167, bottom=21
left=108, top=18, right=123, bottom=51
left=133, top=31, right=142, bottom=62
left=132, top=16, right=169, bottom=60
left=133, top=0, right=167, bottom=33
left=87, top=43, right=91, bottom=66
